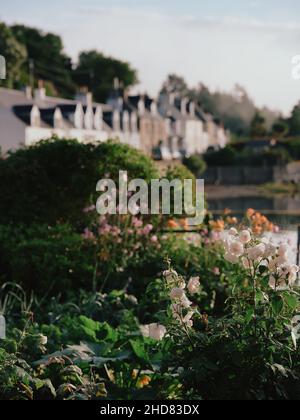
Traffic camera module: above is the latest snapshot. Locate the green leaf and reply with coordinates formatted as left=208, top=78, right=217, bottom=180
left=284, top=293, right=298, bottom=311
left=245, top=307, right=255, bottom=324
left=130, top=339, right=149, bottom=362
left=271, top=295, right=284, bottom=316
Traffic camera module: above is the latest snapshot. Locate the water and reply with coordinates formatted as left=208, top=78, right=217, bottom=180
left=207, top=194, right=300, bottom=230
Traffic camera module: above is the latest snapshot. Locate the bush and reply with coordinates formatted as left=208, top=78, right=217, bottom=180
left=182, top=155, right=207, bottom=177
left=0, top=139, right=158, bottom=226
left=204, top=146, right=238, bottom=166
left=0, top=224, right=94, bottom=295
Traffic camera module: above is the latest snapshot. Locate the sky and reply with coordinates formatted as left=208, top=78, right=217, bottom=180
left=1, top=0, right=300, bottom=114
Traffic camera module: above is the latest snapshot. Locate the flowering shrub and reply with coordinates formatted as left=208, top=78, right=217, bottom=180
left=141, top=229, right=300, bottom=400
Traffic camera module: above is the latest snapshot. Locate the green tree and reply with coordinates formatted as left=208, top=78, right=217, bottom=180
left=11, top=25, right=75, bottom=97
left=272, top=118, right=289, bottom=138
left=73, top=50, right=138, bottom=102
left=250, top=111, right=267, bottom=138
left=288, top=103, right=300, bottom=136
left=0, top=22, right=26, bottom=88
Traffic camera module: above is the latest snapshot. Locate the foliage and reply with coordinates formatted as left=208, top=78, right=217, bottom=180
left=73, top=50, right=138, bottom=102
left=0, top=139, right=158, bottom=226
left=183, top=155, right=207, bottom=177
left=0, top=22, right=26, bottom=88
left=250, top=111, right=267, bottom=138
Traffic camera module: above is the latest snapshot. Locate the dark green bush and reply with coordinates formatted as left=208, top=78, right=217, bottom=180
left=0, top=139, right=158, bottom=226
left=0, top=224, right=94, bottom=295
left=182, top=155, right=207, bottom=177
left=204, top=146, right=238, bottom=166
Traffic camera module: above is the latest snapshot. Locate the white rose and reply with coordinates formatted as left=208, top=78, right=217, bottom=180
left=170, top=288, right=185, bottom=300
left=247, top=243, right=266, bottom=261
left=228, top=228, right=238, bottom=236
left=239, top=230, right=251, bottom=244
left=224, top=253, right=239, bottom=264
left=187, top=277, right=200, bottom=295
left=229, top=241, right=244, bottom=257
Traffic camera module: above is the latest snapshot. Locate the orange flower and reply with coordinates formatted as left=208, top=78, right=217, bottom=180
left=137, top=375, right=151, bottom=388
left=209, top=219, right=225, bottom=232
left=247, top=208, right=256, bottom=218
left=179, top=218, right=189, bottom=229
left=167, top=219, right=178, bottom=229
left=224, top=208, right=232, bottom=215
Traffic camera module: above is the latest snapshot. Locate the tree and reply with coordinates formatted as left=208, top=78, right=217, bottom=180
left=11, top=25, right=75, bottom=97
left=272, top=118, right=289, bottom=138
left=288, top=103, right=300, bottom=136
left=0, top=22, right=26, bottom=88
left=250, top=111, right=267, bottom=138
left=160, top=74, right=189, bottom=95
left=73, top=50, right=138, bottom=102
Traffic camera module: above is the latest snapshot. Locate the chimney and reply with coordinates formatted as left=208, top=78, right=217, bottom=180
left=75, top=88, right=93, bottom=107
left=25, top=86, right=32, bottom=100
left=34, top=80, right=46, bottom=102
left=181, top=98, right=187, bottom=116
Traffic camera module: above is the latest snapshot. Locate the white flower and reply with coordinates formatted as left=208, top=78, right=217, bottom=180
left=269, top=264, right=299, bottom=290
left=170, top=288, right=185, bottom=300
left=224, top=253, right=239, bottom=264
left=229, top=241, right=244, bottom=257
left=163, top=269, right=178, bottom=283
left=187, top=277, right=200, bottom=295
left=39, top=335, right=48, bottom=346
left=263, top=242, right=277, bottom=259
left=182, top=312, right=194, bottom=328
left=228, top=228, right=238, bottom=236
left=140, top=323, right=166, bottom=341
left=239, top=230, right=251, bottom=244
left=180, top=294, right=193, bottom=308
left=247, top=243, right=266, bottom=261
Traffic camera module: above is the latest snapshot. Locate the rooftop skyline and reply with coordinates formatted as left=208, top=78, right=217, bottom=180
left=1, top=0, right=300, bottom=114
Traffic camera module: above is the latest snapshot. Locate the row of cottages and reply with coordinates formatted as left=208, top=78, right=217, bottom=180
left=0, top=86, right=229, bottom=157
left=107, top=88, right=229, bottom=159
left=0, top=86, right=140, bottom=154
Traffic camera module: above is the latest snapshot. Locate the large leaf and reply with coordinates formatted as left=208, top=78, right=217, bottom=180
left=271, top=295, right=284, bottom=316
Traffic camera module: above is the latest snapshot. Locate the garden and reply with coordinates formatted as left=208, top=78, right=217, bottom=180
left=1, top=139, right=300, bottom=400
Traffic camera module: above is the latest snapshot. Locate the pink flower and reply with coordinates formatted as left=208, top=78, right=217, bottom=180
left=151, top=235, right=158, bottom=243
left=82, top=228, right=95, bottom=241
left=83, top=205, right=96, bottom=214
left=132, top=218, right=143, bottom=228
left=142, top=224, right=154, bottom=235
left=213, top=267, right=220, bottom=276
